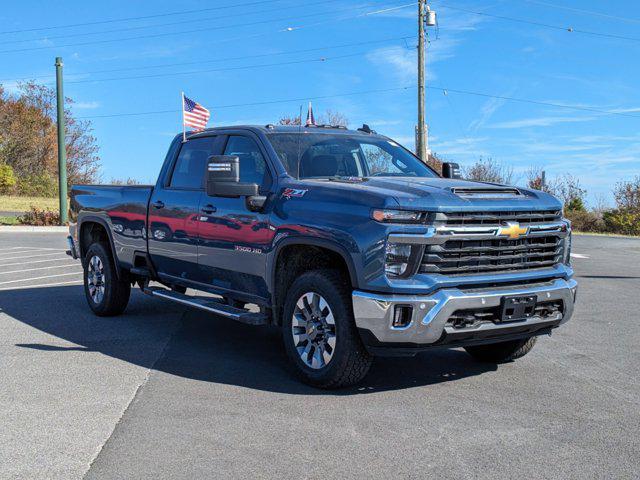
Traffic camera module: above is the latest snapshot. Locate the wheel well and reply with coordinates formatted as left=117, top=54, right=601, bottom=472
left=273, top=244, right=353, bottom=325
left=79, top=221, right=110, bottom=260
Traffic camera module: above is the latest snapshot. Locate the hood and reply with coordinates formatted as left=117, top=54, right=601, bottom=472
left=330, top=177, right=562, bottom=212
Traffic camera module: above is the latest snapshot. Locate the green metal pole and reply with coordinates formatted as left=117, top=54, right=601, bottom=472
left=55, top=57, right=68, bottom=225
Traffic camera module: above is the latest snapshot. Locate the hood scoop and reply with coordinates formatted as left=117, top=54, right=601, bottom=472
left=451, top=187, right=521, bottom=199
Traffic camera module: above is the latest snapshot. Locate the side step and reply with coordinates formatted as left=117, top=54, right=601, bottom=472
left=143, top=286, right=268, bottom=326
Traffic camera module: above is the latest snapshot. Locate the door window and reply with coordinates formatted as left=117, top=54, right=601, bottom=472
left=223, top=136, right=271, bottom=189
left=170, top=136, right=217, bottom=189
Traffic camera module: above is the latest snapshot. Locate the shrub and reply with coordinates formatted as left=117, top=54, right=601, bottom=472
left=602, top=209, right=640, bottom=236
left=16, top=173, right=58, bottom=197
left=17, top=206, right=61, bottom=226
left=0, top=163, right=17, bottom=194
left=565, top=209, right=605, bottom=233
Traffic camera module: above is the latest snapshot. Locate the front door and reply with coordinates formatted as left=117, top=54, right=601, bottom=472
left=148, top=135, right=217, bottom=283
left=197, top=134, right=275, bottom=301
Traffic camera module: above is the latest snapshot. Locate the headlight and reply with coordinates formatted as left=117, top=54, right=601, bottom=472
left=385, top=242, right=412, bottom=277
left=372, top=209, right=423, bottom=224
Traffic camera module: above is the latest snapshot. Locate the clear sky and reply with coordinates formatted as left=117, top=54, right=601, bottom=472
left=1, top=0, right=638, bottom=204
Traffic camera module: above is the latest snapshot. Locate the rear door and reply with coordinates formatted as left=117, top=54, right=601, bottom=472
left=148, top=135, right=219, bottom=283
left=197, top=133, right=276, bottom=301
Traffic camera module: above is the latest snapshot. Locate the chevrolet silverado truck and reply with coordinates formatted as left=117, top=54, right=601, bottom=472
left=67, top=124, right=577, bottom=388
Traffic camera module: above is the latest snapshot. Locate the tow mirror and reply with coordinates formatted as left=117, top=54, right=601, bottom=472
left=206, top=155, right=259, bottom=197
left=442, top=162, right=462, bottom=179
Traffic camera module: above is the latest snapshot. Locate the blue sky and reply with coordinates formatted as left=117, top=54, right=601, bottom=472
left=1, top=0, right=638, bottom=204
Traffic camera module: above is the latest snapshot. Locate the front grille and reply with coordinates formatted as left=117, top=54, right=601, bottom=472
left=420, top=236, right=563, bottom=276
left=436, top=210, right=561, bottom=227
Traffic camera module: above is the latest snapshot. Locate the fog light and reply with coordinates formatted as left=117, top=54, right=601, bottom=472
left=392, top=305, right=413, bottom=328
left=385, top=242, right=412, bottom=277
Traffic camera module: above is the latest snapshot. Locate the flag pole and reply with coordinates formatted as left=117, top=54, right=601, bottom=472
left=181, top=91, right=186, bottom=143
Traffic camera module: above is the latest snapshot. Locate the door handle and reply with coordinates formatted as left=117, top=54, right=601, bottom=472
left=152, top=200, right=165, bottom=209
left=201, top=204, right=216, bottom=214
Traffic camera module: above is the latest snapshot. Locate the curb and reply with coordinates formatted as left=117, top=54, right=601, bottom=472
left=0, top=226, right=69, bottom=233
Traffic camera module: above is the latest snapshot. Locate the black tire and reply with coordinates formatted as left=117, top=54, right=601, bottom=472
left=464, top=336, right=538, bottom=363
left=83, top=242, right=131, bottom=316
left=281, top=269, right=373, bottom=389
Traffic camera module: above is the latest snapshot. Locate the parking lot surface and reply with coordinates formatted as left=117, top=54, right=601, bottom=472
left=0, top=232, right=638, bottom=479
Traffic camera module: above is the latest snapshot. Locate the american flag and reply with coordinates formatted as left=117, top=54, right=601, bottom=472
left=182, top=94, right=210, bottom=131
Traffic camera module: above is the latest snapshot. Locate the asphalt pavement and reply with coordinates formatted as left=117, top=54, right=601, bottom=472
left=0, top=232, right=638, bottom=479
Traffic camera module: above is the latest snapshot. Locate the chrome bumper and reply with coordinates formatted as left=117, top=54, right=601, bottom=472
left=352, top=278, right=577, bottom=345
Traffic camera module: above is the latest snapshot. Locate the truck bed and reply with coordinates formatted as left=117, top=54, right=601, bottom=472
left=70, top=184, right=153, bottom=268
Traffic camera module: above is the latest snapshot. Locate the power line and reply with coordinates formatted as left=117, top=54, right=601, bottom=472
left=77, top=86, right=416, bottom=119
left=0, top=35, right=415, bottom=84
left=0, top=1, right=412, bottom=55
left=0, top=0, right=288, bottom=36
left=428, top=86, right=640, bottom=118
left=66, top=51, right=375, bottom=85
left=522, top=0, right=640, bottom=25
left=439, top=4, right=640, bottom=43
left=75, top=84, right=640, bottom=120
left=0, top=0, right=348, bottom=47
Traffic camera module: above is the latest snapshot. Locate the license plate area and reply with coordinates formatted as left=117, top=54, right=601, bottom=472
left=500, top=295, right=537, bottom=322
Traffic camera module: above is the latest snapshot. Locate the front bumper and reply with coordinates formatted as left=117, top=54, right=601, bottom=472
left=353, top=278, right=577, bottom=354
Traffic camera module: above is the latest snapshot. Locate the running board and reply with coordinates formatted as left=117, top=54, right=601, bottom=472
left=144, top=286, right=268, bottom=325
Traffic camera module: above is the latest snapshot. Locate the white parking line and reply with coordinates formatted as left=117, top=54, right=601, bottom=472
left=0, top=252, right=66, bottom=262
left=8, top=246, right=61, bottom=250
left=570, top=253, right=590, bottom=259
left=0, top=258, right=76, bottom=268
left=0, top=265, right=82, bottom=275
left=0, top=247, right=60, bottom=254
left=0, top=279, right=83, bottom=292
left=0, top=271, right=82, bottom=285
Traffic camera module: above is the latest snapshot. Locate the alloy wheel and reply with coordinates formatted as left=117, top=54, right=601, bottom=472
left=291, top=292, right=337, bottom=369
left=87, top=255, right=106, bottom=304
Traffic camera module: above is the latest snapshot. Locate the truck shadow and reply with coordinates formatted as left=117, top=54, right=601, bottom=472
left=2, top=285, right=497, bottom=395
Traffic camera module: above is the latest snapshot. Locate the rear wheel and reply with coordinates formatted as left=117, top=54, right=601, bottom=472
left=464, top=337, right=538, bottom=363
left=83, top=242, right=131, bottom=316
left=281, top=269, right=372, bottom=389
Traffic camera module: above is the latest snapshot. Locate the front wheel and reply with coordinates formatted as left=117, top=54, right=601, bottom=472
left=83, top=242, right=131, bottom=316
left=281, top=269, right=372, bottom=389
left=464, top=336, right=538, bottom=363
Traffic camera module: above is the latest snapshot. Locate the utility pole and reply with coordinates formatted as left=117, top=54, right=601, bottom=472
left=417, top=0, right=435, bottom=161
left=55, top=57, right=68, bottom=225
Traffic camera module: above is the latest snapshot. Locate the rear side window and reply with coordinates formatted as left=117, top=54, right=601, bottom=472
left=170, top=136, right=217, bottom=189
left=223, top=136, right=271, bottom=189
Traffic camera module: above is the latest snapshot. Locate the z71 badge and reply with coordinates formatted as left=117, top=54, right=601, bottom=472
left=282, top=188, right=308, bottom=199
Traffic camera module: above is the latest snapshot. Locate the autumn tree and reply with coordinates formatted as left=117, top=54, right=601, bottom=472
left=463, top=157, right=514, bottom=185
left=278, top=109, right=349, bottom=127
left=0, top=81, right=100, bottom=195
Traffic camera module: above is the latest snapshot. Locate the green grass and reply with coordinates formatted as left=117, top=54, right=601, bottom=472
left=0, top=215, right=19, bottom=225
left=0, top=195, right=59, bottom=212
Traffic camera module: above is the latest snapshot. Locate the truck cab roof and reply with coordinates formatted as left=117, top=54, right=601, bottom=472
left=186, top=124, right=380, bottom=138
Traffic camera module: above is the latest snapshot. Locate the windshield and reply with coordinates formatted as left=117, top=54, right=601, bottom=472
left=266, top=133, right=437, bottom=179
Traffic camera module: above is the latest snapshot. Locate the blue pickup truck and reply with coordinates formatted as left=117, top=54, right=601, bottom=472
left=68, top=124, right=577, bottom=388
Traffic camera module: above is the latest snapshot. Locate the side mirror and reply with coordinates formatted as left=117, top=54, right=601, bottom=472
left=442, top=162, right=462, bottom=179
left=206, top=155, right=259, bottom=197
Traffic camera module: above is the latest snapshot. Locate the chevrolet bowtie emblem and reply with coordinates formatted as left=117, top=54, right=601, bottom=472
left=498, top=221, right=528, bottom=239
